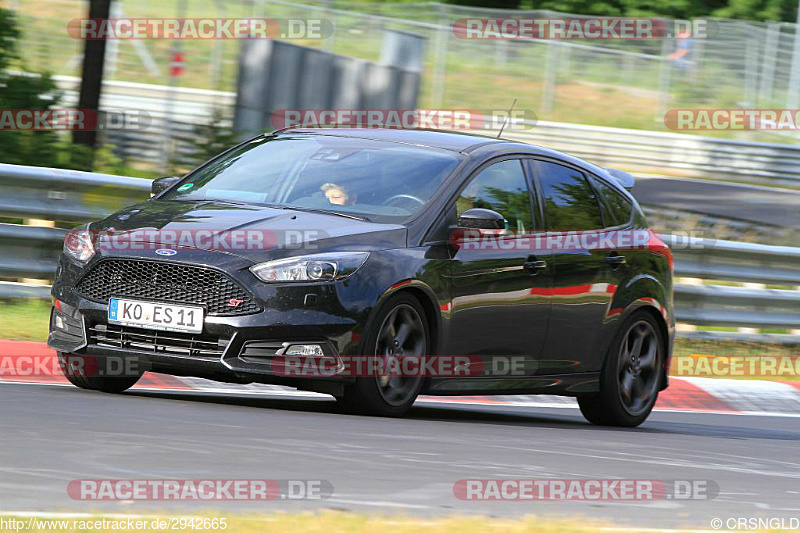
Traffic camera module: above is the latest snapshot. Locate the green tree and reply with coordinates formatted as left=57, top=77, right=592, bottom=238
left=533, top=0, right=625, bottom=16
left=447, top=0, right=797, bottom=22
left=0, top=8, right=64, bottom=167
left=712, top=0, right=797, bottom=21
left=184, top=108, right=240, bottom=171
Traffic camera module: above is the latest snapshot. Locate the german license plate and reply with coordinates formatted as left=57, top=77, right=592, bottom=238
left=108, top=298, right=203, bottom=334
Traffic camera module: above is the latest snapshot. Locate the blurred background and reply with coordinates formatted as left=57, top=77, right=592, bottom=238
left=6, top=0, right=800, bottom=171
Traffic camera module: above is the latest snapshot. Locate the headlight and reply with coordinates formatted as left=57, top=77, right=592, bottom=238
left=250, top=252, right=370, bottom=283
left=63, top=227, right=95, bottom=263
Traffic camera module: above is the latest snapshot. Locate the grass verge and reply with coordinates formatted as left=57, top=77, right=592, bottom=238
left=673, top=338, right=799, bottom=358
left=0, top=299, right=51, bottom=342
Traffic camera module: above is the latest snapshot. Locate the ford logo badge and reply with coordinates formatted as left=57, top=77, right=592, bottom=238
left=155, top=248, right=177, bottom=256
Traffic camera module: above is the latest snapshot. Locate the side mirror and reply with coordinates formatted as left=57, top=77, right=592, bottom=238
left=150, top=176, right=181, bottom=198
left=457, top=208, right=505, bottom=230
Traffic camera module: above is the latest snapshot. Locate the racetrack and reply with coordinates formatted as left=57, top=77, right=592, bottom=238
left=2, top=381, right=798, bottom=529
left=634, top=175, right=800, bottom=229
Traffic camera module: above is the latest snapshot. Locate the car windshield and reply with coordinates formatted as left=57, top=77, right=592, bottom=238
left=163, top=133, right=464, bottom=222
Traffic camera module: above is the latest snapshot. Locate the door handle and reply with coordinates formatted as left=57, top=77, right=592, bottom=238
left=524, top=257, right=548, bottom=274
left=606, top=254, right=626, bottom=267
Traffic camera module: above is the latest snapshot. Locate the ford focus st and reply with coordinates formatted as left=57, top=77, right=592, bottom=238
left=49, top=128, right=674, bottom=427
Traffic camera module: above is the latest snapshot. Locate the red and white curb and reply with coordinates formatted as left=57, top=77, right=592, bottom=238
left=2, top=340, right=799, bottom=416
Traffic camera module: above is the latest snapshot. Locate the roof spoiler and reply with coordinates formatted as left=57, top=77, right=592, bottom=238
left=605, top=168, right=635, bottom=190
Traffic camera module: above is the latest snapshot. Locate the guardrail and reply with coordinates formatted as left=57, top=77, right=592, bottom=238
left=505, top=121, right=800, bottom=188
left=0, top=163, right=151, bottom=222
left=0, top=163, right=797, bottom=342
left=662, top=235, right=800, bottom=343
left=0, top=224, right=65, bottom=279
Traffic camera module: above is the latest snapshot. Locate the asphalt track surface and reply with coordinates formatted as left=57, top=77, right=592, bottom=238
left=633, top=176, right=800, bottom=229
left=2, top=382, right=799, bottom=529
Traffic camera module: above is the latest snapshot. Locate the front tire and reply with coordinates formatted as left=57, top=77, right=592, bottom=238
left=578, top=312, right=664, bottom=427
left=58, top=352, right=142, bottom=393
left=338, top=293, right=429, bottom=417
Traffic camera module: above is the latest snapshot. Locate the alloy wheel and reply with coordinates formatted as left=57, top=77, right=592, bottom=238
left=373, top=303, right=426, bottom=406
left=617, top=320, right=660, bottom=416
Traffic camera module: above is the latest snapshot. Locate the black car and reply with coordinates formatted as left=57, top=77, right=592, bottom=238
left=49, top=128, right=674, bottom=427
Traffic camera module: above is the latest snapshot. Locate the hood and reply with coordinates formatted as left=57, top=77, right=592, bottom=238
left=90, top=200, right=407, bottom=263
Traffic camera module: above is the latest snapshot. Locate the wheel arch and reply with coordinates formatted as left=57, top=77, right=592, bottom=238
left=370, top=280, right=443, bottom=356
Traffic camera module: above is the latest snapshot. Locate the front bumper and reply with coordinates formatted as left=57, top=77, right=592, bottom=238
left=49, top=276, right=363, bottom=393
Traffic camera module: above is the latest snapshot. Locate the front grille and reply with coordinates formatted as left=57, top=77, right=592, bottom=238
left=89, top=323, right=230, bottom=359
left=75, top=259, right=261, bottom=316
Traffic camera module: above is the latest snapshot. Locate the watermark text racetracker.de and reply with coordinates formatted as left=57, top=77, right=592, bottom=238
left=65, top=228, right=330, bottom=253
left=454, top=479, right=719, bottom=501
left=273, top=354, right=491, bottom=378
left=68, top=18, right=333, bottom=40
left=673, top=355, right=800, bottom=378
left=665, top=108, right=800, bottom=131
left=1, top=354, right=68, bottom=378
left=0, top=109, right=150, bottom=131
left=68, top=479, right=333, bottom=501
left=450, top=228, right=719, bottom=252
left=0, top=352, right=147, bottom=379
left=450, top=228, right=652, bottom=252
left=452, top=18, right=712, bottom=40
left=269, top=108, right=537, bottom=131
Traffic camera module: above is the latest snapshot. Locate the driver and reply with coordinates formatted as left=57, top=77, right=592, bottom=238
left=321, top=182, right=357, bottom=206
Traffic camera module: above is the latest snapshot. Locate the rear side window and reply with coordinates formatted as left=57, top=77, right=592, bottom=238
left=590, top=176, right=633, bottom=227
left=532, top=160, right=604, bottom=231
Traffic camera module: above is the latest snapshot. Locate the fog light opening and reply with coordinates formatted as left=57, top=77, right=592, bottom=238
left=284, top=344, right=325, bottom=356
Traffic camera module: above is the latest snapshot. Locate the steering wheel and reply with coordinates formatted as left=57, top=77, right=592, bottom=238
left=385, top=194, right=425, bottom=208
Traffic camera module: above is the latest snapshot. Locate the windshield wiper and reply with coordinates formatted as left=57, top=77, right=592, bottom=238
left=287, top=206, right=371, bottom=222
left=172, top=198, right=262, bottom=208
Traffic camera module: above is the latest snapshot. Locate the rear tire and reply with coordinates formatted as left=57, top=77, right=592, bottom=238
left=578, top=311, right=664, bottom=427
left=58, top=352, right=142, bottom=393
left=337, top=293, right=429, bottom=417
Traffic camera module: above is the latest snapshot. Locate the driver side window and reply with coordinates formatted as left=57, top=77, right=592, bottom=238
left=456, top=159, right=533, bottom=233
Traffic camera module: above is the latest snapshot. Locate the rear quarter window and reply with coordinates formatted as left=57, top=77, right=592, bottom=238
left=590, top=176, right=633, bottom=227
